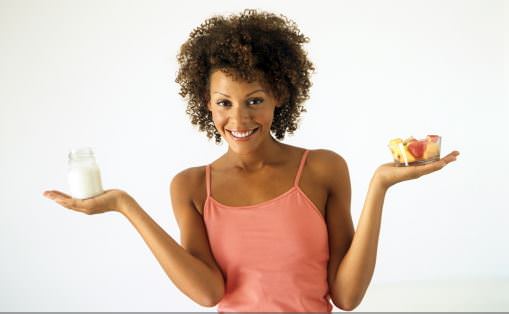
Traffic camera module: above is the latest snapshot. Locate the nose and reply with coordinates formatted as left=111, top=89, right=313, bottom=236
left=230, top=103, right=252, bottom=122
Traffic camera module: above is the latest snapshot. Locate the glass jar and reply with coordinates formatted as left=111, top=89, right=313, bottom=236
left=67, top=147, right=104, bottom=199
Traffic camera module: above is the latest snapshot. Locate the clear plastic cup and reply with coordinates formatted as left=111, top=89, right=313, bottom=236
left=388, top=135, right=441, bottom=166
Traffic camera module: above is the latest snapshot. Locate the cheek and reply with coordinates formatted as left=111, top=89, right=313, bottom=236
left=260, top=109, right=276, bottom=124
left=210, top=111, right=227, bottom=128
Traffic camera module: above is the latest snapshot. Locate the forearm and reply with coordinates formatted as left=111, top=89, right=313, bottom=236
left=118, top=195, right=224, bottom=307
left=334, top=176, right=387, bottom=309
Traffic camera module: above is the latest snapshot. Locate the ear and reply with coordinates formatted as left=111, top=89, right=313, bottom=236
left=275, top=91, right=289, bottom=108
left=274, top=95, right=284, bottom=108
left=275, top=97, right=287, bottom=108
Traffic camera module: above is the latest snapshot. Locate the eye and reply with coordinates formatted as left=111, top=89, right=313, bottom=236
left=248, top=97, right=264, bottom=106
left=216, top=99, right=231, bottom=107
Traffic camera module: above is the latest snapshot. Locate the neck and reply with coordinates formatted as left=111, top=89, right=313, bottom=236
left=225, top=136, right=285, bottom=172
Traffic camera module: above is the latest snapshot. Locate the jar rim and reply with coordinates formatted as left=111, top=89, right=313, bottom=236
left=68, top=147, right=95, bottom=160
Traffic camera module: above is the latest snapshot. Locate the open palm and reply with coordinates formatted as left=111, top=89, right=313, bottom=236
left=43, top=189, right=127, bottom=215
left=375, top=150, right=460, bottom=189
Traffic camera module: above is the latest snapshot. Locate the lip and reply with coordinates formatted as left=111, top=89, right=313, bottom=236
left=226, top=127, right=258, bottom=132
left=227, top=127, right=259, bottom=141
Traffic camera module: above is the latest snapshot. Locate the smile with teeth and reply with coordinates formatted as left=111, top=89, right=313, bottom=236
left=228, top=128, right=259, bottom=139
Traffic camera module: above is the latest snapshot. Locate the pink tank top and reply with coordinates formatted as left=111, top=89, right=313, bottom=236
left=203, top=150, right=333, bottom=312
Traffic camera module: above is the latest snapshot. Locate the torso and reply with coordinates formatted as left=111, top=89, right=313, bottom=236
left=190, top=144, right=329, bottom=218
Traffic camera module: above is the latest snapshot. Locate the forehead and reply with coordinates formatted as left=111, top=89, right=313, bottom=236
left=209, top=70, right=265, bottom=93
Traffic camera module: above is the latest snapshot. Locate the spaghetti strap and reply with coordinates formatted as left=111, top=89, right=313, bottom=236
left=205, top=165, right=211, bottom=197
left=294, top=150, right=309, bottom=187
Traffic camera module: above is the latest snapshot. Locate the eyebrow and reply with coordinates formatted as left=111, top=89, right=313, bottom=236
left=213, top=89, right=266, bottom=98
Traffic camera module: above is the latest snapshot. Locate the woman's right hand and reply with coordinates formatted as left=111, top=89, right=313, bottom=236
left=43, top=189, right=129, bottom=215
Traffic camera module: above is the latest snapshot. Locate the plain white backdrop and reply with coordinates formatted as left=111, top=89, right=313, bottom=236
left=1, top=0, right=508, bottom=311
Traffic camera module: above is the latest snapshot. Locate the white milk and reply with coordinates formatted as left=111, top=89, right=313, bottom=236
left=67, top=147, right=104, bottom=199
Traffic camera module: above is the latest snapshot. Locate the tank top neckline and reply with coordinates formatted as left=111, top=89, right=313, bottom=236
left=205, top=150, right=311, bottom=210
left=209, top=186, right=298, bottom=209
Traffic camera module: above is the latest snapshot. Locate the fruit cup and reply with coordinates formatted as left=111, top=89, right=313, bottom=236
left=388, top=135, right=441, bottom=166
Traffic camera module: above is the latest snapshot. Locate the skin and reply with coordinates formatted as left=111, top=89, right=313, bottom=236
left=206, top=69, right=284, bottom=171
left=43, top=69, right=460, bottom=310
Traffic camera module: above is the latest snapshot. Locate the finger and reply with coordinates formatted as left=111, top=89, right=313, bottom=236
left=417, top=151, right=459, bottom=176
left=52, top=197, right=73, bottom=209
left=44, top=191, right=92, bottom=209
left=43, top=190, right=72, bottom=200
left=54, top=197, right=90, bottom=214
left=440, top=151, right=460, bottom=164
left=422, top=150, right=459, bottom=169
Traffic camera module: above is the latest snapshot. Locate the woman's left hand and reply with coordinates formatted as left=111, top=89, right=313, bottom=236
left=373, top=150, right=460, bottom=190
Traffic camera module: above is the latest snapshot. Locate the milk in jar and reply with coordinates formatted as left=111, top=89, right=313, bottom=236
left=68, top=147, right=104, bottom=199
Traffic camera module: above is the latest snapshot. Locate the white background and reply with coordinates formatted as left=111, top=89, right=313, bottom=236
left=1, top=0, right=508, bottom=311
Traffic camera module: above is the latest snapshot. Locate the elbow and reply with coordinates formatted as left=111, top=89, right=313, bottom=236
left=331, top=292, right=362, bottom=311
left=200, top=293, right=222, bottom=308
left=198, top=284, right=224, bottom=308
left=199, top=299, right=219, bottom=308
left=336, top=301, right=358, bottom=312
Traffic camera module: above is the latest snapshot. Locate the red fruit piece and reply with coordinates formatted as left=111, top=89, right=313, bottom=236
left=407, top=140, right=427, bottom=158
left=426, top=135, right=440, bottom=143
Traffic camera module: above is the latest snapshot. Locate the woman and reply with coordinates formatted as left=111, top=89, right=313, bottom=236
left=43, top=9, right=459, bottom=312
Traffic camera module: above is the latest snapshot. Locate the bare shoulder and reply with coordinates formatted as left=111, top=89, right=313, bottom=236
left=170, top=166, right=207, bottom=215
left=309, top=148, right=348, bottom=165
left=171, top=166, right=206, bottom=192
left=307, top=149, right=349, bottom=190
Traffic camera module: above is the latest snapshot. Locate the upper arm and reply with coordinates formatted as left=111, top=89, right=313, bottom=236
left=317, top=151, right=354, bottom=293
left=170, top=168, right=224, bottom=280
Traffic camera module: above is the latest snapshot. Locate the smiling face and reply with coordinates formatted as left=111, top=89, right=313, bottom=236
left=207, top=70, right=281, bottom=154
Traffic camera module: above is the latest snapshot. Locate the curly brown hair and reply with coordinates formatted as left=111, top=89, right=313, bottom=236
left=175, top=9, right=315, bottom=144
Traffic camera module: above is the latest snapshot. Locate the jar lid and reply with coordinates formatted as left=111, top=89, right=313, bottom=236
left=68, top=147, right=95, bottom=160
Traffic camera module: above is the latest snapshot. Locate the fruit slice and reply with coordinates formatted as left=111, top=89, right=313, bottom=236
left=426, top=135, right=440, bottom=143
left=423, top=143, right=439, bottom=159
left=407, top=140, right=427, bottom=158
left=389, top=138, right=403, bottom=146
left=388, top=140, right=416, bottom=164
